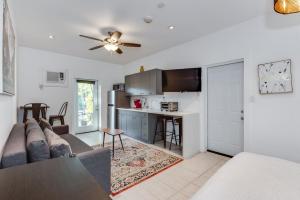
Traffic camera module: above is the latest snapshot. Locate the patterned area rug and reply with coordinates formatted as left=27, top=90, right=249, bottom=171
left=93, top=138, right=183, bottom=196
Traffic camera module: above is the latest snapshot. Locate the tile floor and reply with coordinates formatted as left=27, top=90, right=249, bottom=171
left=76, top=132, right=230, bottom=200
left=76, top=131, right=104, bottom=146
left=153, top=140, right=183, bottom=156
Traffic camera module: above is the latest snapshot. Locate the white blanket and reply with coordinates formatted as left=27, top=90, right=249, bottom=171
left=191, top=152, right=300, bottom=200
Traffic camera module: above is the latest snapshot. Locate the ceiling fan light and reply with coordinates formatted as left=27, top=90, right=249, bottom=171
left=104, top=43, right=118, bottom=51
left=111, top=31, right=122, bottom=42
left=274, top=0, right=300, bottom=14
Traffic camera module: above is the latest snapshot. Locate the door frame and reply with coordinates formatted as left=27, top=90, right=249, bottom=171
left=74, top=78, right=99, bottom=134
left=204, top=59, right=245, bottom=153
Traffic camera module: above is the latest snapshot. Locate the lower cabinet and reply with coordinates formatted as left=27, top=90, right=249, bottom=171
left=126, top=112, right=142, bottom=140
left=140, top=114, right=149, bottom=142
left=117, top=110, right=127, bottom=131
left=117, top=110, right=156, bottom=144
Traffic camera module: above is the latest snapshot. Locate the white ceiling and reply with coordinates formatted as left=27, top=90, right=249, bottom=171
left=10, top=0, right=271, bottom=65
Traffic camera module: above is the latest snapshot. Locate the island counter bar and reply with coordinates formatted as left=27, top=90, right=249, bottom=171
left=116, top=108, right=201, bottom=158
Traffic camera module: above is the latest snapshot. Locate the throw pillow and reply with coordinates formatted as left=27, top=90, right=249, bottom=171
left=25, top=118, right=40, bottom=136
left=44, top=128, right=72, bottom=158
left=39, top=118, right=53, bottom=131
left=26, top=127, right=50, bottom=162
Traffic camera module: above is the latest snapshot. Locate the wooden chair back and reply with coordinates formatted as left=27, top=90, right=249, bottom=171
left=58, top=102, right=68, bottom=117
left=23, top=103, right=48, bottom=122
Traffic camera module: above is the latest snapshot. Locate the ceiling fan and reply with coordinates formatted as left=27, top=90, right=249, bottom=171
left=79, top=31, right=141, bottom=54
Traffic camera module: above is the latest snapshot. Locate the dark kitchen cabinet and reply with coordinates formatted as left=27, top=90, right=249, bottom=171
left=140, top=114, right=148, bottom=142
left=117, top=110, right=127, bottom=132
left=126, top=112, right=142, bottom=140
left=125, top=69, right=162, bottom=96
left=140, top=113, right=156, bottom=143
left=117, top=110, right=156, bottom=143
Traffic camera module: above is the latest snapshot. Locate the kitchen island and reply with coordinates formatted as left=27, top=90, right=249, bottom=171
left=117, top=108, right=200, bottom=158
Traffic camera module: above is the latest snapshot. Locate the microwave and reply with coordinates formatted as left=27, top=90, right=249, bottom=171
left=113, top=83, right=125, bottom=91
left=160, top=102, right=178, bottom=112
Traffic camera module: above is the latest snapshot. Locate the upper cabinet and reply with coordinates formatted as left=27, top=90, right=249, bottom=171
left=125, top=69, right=162, bottom=96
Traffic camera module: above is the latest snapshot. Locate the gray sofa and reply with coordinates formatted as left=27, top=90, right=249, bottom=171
left=0, top=119, right=111, bottom=193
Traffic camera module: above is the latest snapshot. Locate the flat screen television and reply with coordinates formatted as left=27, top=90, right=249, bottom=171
left=162, top=68, right=201, bottom=92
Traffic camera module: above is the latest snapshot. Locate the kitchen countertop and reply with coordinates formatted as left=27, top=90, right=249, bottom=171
left=116, top=107, right=196, bottom=117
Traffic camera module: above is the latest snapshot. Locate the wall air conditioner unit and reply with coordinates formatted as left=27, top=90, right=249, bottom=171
left=43, top=70, right=68, bottom=87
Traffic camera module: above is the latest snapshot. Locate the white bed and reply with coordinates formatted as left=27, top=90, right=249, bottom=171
left=191, top=152, right=300, bottom=200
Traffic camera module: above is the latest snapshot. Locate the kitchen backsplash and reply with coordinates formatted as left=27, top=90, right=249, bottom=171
left=130, top=92, right=201, bottom=112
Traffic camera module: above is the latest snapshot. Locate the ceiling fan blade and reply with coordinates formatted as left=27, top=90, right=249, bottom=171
left=79, top=35, right=103, bottom=42
left=110, top=31, right=122, bottom=42
left=89, top=45, right=104, bottom=50
left=120, top=42, right=141, bottom=47
left=115, top=48, right=123, bottom=54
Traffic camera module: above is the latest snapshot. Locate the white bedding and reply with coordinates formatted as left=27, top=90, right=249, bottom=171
left=191, top=152, right=300, bottom=200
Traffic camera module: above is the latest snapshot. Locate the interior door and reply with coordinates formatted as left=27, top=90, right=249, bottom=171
left=207, top=62, right=244, bottom=156
left=75, top=79, right=99, bottom=133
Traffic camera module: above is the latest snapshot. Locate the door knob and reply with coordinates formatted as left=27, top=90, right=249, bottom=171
left=241, top=116, right=244, bottom=121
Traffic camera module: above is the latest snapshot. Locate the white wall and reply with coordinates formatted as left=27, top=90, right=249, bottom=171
left=18, top=47, right=123, bottom=133
left=130, top=93, right=201, bottom=112
left=123, top=14, right=300, bottom=162
left=0, top=0, right=18, bottom=156
left=0, top=94, right=17, bottom=156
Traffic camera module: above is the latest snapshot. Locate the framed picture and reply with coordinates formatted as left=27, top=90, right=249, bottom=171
left=0, top=0, right=16, bottom=95
left=258, top=59, right=293, bottom=94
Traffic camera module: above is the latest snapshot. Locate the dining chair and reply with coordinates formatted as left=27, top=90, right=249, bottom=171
left=23, top=103, right=49, bottom=123
left=49, top=102, right=68, bottom=125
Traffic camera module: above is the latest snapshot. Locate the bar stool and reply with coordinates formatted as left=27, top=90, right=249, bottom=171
left=167, top=117, right=182, bottom=150
left=153, top=115, right=182, bottom=150
left=153, top=115, right=168, bottom=148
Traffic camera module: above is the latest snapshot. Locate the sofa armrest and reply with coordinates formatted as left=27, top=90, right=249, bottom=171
left=77, top=148, right=111, bottom=193
left=52, top=125, right=69, bottom=135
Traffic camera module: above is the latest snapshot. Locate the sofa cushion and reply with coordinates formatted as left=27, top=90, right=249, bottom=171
left=60, top=134, right=92, bottom=154
left=25, top=118, right=40, bottom=136
left=77, top=148, right=111, bottom=193
left=1, top=124, right=27, bottom=168
left=44, top=128, right=72, bottom=158
left=39, top=118, right=53, bottom=131
left=26, top=126, right=50, bottom=162
left=52, top=125, right=69, bottom=135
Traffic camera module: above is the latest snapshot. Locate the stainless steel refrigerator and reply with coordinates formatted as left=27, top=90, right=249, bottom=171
left=107, top=90, right=130, bottom=129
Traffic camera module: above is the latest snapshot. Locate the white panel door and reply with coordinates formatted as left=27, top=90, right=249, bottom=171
left=207, top=62, right=244, bottom=156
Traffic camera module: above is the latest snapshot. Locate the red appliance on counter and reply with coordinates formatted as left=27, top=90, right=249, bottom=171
left=134, top=99, right=142, bottom=109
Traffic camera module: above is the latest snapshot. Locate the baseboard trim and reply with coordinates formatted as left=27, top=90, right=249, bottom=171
left=75, top=130, right=99, bottom=135
left=207, top=150, right=233, bottom=158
